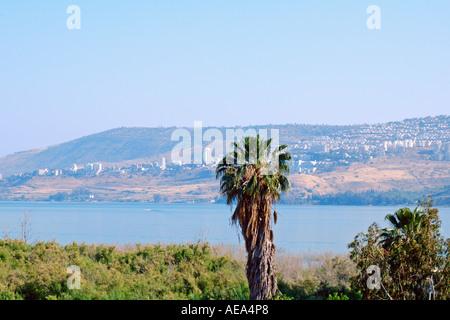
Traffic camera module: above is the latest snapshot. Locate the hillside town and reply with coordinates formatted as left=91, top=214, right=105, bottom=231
left=289, top=115, right=450, bottom=174
left=0, top=116, right=449, bottom=181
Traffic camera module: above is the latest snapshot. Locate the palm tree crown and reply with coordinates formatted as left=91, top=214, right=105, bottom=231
left=381, top=207, right=426, bottom=248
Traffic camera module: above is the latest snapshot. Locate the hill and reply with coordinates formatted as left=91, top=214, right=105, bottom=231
left=0, top=124, right=348, bottom=176
left=0, top=127, right=177, bottom=176
left=1, top=149, right=449, bottom=205
left=1, top=115, right=449, bottom=177
left=0, top=116, right=449, bottom=205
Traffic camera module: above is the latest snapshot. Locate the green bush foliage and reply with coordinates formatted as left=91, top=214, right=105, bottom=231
left=0, top=239, right=360, bottom=300
left=0, top=240, right=248, bottom=300
left=348, top=198, right=450, bottom=300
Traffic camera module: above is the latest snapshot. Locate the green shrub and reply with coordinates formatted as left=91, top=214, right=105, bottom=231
left=327, top=292, right=349, bottom=300
left=0, top=239, right=362, bottom=300
left=0, top=240, right=249, bottom=300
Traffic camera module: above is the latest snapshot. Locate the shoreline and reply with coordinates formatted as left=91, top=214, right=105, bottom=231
left=1, top=200, right=445, bottom=207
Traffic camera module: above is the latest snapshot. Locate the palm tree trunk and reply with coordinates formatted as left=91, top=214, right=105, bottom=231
left=246, top=229, right=277, bottom=300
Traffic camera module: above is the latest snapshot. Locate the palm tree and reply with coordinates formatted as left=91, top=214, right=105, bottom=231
left=381, top=207, right=425, bottom=248
left=216, top=135, right=291, bottom=300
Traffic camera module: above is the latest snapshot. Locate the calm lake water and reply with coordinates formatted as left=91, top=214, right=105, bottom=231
left=0, top=202, right=449, bottom=254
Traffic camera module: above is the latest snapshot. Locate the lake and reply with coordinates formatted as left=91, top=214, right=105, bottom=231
left=0, top=202, right=449, bottom=253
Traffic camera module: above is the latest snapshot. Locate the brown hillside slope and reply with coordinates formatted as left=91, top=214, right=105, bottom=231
left=1, top=152, right=449, bottom=202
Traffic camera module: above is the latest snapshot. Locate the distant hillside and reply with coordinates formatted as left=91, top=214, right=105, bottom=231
left=0, top=115, right=448, bottom=177
left=0, top=149, right=449, bottom=205
left=0, top=115, right=449, bottom=205
left=0, top=127, right=177, bottom=176
left=0, top=124, right=347, bottom=176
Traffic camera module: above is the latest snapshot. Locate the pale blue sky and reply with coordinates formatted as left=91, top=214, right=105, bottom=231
left=0, top=1, right=449, bottom=157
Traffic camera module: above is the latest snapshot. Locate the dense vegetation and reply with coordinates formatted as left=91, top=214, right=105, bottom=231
left=349, top=198, right=450, bottom=299
left=0, top=241, right=249, bottom=300
left=281, top=188, right=450, bottom=206
left=2, top=198, right=448, bottom=300
left=0, top=240, right=357, bottom=300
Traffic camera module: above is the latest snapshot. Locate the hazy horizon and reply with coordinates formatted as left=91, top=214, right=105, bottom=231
left=1, top=1, right=449, bottom=157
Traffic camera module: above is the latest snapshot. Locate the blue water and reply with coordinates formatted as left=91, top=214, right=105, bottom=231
left=0, top=202, right=449, bottom=253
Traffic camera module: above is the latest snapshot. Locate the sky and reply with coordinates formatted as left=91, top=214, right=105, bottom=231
left=0, top=1, right=449, bottom=157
